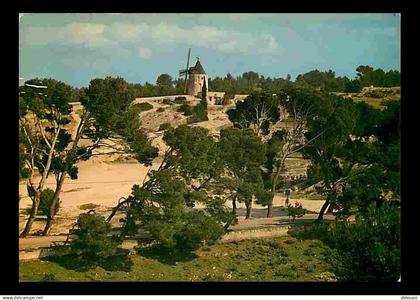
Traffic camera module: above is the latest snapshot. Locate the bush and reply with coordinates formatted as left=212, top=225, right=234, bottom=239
left=78, top=203, right=99, bottom=210
left=156, top=107, right=165, bottom=113
left=344, top=80, right=362, bottom=93
left=330, top=204, right=400, bottom=281
left=132, top=102, right=153, bottom=112
left=364, top=89, right=394, bottom=98
left=70, top=213, right=120, bottom=259
left=174, top=96, right=187, bottom=104
left=39, top=188, right=60, bottom=216
left=364, top=91, right=385, bottom=98
left=186, top=101, right=208, bottom=124
left=162, top=98, right=173, bottom=105
left=20, top=168, right=31, bottom=180
left=173, top=210, right=225, bottom=250
left=158, top=122, right=172, bottom=131
left=178, top=103, right=193, bottom=116
left=187, top=113, right=208, bottom=124
left=287, top=202, right=306, bottom=223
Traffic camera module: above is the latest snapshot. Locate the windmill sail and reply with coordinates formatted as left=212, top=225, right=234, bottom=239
left=178, top=48, right=191, bottom=94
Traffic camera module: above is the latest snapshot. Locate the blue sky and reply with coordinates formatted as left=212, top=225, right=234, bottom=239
left=19, top=13, right=400, bottom=88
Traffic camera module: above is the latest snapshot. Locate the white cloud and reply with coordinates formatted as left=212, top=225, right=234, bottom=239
left=267, top=35, right=278, bottom=50
left=138, top=47, right=152, bottom=59
left=66, top=23, right=110, bottom=47
left=21, top=21, right=283, bottom=56
left=22, top=22, right=112, bottom=48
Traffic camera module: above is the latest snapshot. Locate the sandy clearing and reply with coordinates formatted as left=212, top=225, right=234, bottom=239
left=19, top=160, right=155, bottom=211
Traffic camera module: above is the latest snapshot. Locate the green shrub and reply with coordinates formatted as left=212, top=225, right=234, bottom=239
left=162, top=98, right=173, bottom=105
left=178, top=103, right=193, bottom=116
left=364, top=89, right=394, bottom=98
left=290, top=222, right=334, bottom=244
left=187, top=113, right=208, bottom=124
left=158, top=122, right=172, bottom=131
left=156, top=107, right=165, bottom=113
left=173, top=210, right=225, bottom=250
left=78, top=203, right=99, bottom=210
left=365, top=91, right=385, bottom=98
left=174, top=96, right=187, bottom=104
left=186, top=101, right=208, bottom=124
left=70, top=213, right=120, bottom=259
left=20, top=168, right=31, bottom=180
left=287, top=202, right=306, bottom=223
left=330, top=204, right=400, bottom=281
left=39, top=188, right=60, bottom=216
left=142, top=209, right=225, bottom=251
left=132, top=102, right=153, bottom=112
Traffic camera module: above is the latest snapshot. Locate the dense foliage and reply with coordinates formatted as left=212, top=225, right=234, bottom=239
left=120, top=126, right=229, bottom=250
left=207, top=66, right=399, bottom=95
left=71, top=213, right=120, bottom=259
left=356, top=65, right=400, bottom=88
left=330, top=204, right=400, bottom=281
left=227, top=91, right=280, bottom=136
left=219, top=128, right=270, bottom=219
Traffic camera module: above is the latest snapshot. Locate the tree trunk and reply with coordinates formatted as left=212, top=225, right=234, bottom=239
left=245, top=201, right=252, bottom=219
left=316, top=196, right=331, bottom=222
left=267, top=181, right=277, bottom=218
left=268, top=159, right=285, bottom=218
left=266, top=201, right=273, bottom=218
left=42, top=171, right=67, bottom=236
left=232, top=195, right=237, bottom=216
left=224, top=195, right=238, bottom=231
left=106, top=197, right=129, bottom=223
left=20, top=192, right=40, bottom=237
left=22, top=127, right=61, bottom=237
left=42, top=115, right=86, bottom=236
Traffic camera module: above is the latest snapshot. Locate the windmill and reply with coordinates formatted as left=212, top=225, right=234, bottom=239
left=178, top=48, right=191, bottom=94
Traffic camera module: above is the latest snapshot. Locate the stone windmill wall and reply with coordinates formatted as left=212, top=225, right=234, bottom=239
left=187, top=58, right=208, bottom=97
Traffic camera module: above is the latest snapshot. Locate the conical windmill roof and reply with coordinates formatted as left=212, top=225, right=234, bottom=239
left=189, top=59, right=206, bottom=75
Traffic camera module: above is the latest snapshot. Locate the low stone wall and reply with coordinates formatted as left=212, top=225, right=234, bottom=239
left=19, top=247, right=67, bottom=261
left=19, top=239, right=140, bottom=262
left=222, top=225, right=290, bottom=242
left=133, top=95, right=198, bottom=104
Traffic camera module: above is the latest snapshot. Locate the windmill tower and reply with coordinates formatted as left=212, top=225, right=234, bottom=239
left=178, top=49, right=208, bottom=98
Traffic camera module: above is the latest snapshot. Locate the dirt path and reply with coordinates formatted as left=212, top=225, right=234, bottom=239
left=19, top=235, right=68, bottom=251
left=19, top=212, right=333, bottom=252
left=222, top=226, right=290, bottom=242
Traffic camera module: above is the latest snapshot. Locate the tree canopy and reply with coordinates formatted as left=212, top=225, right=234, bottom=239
left=227, top=91, right=280, bottom=136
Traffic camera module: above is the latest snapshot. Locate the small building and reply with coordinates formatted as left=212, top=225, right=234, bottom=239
left=208, top=91, right=225, bottom=105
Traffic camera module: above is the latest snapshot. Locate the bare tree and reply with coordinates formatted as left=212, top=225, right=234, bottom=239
left=265, top=92, right=325, bottom=217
